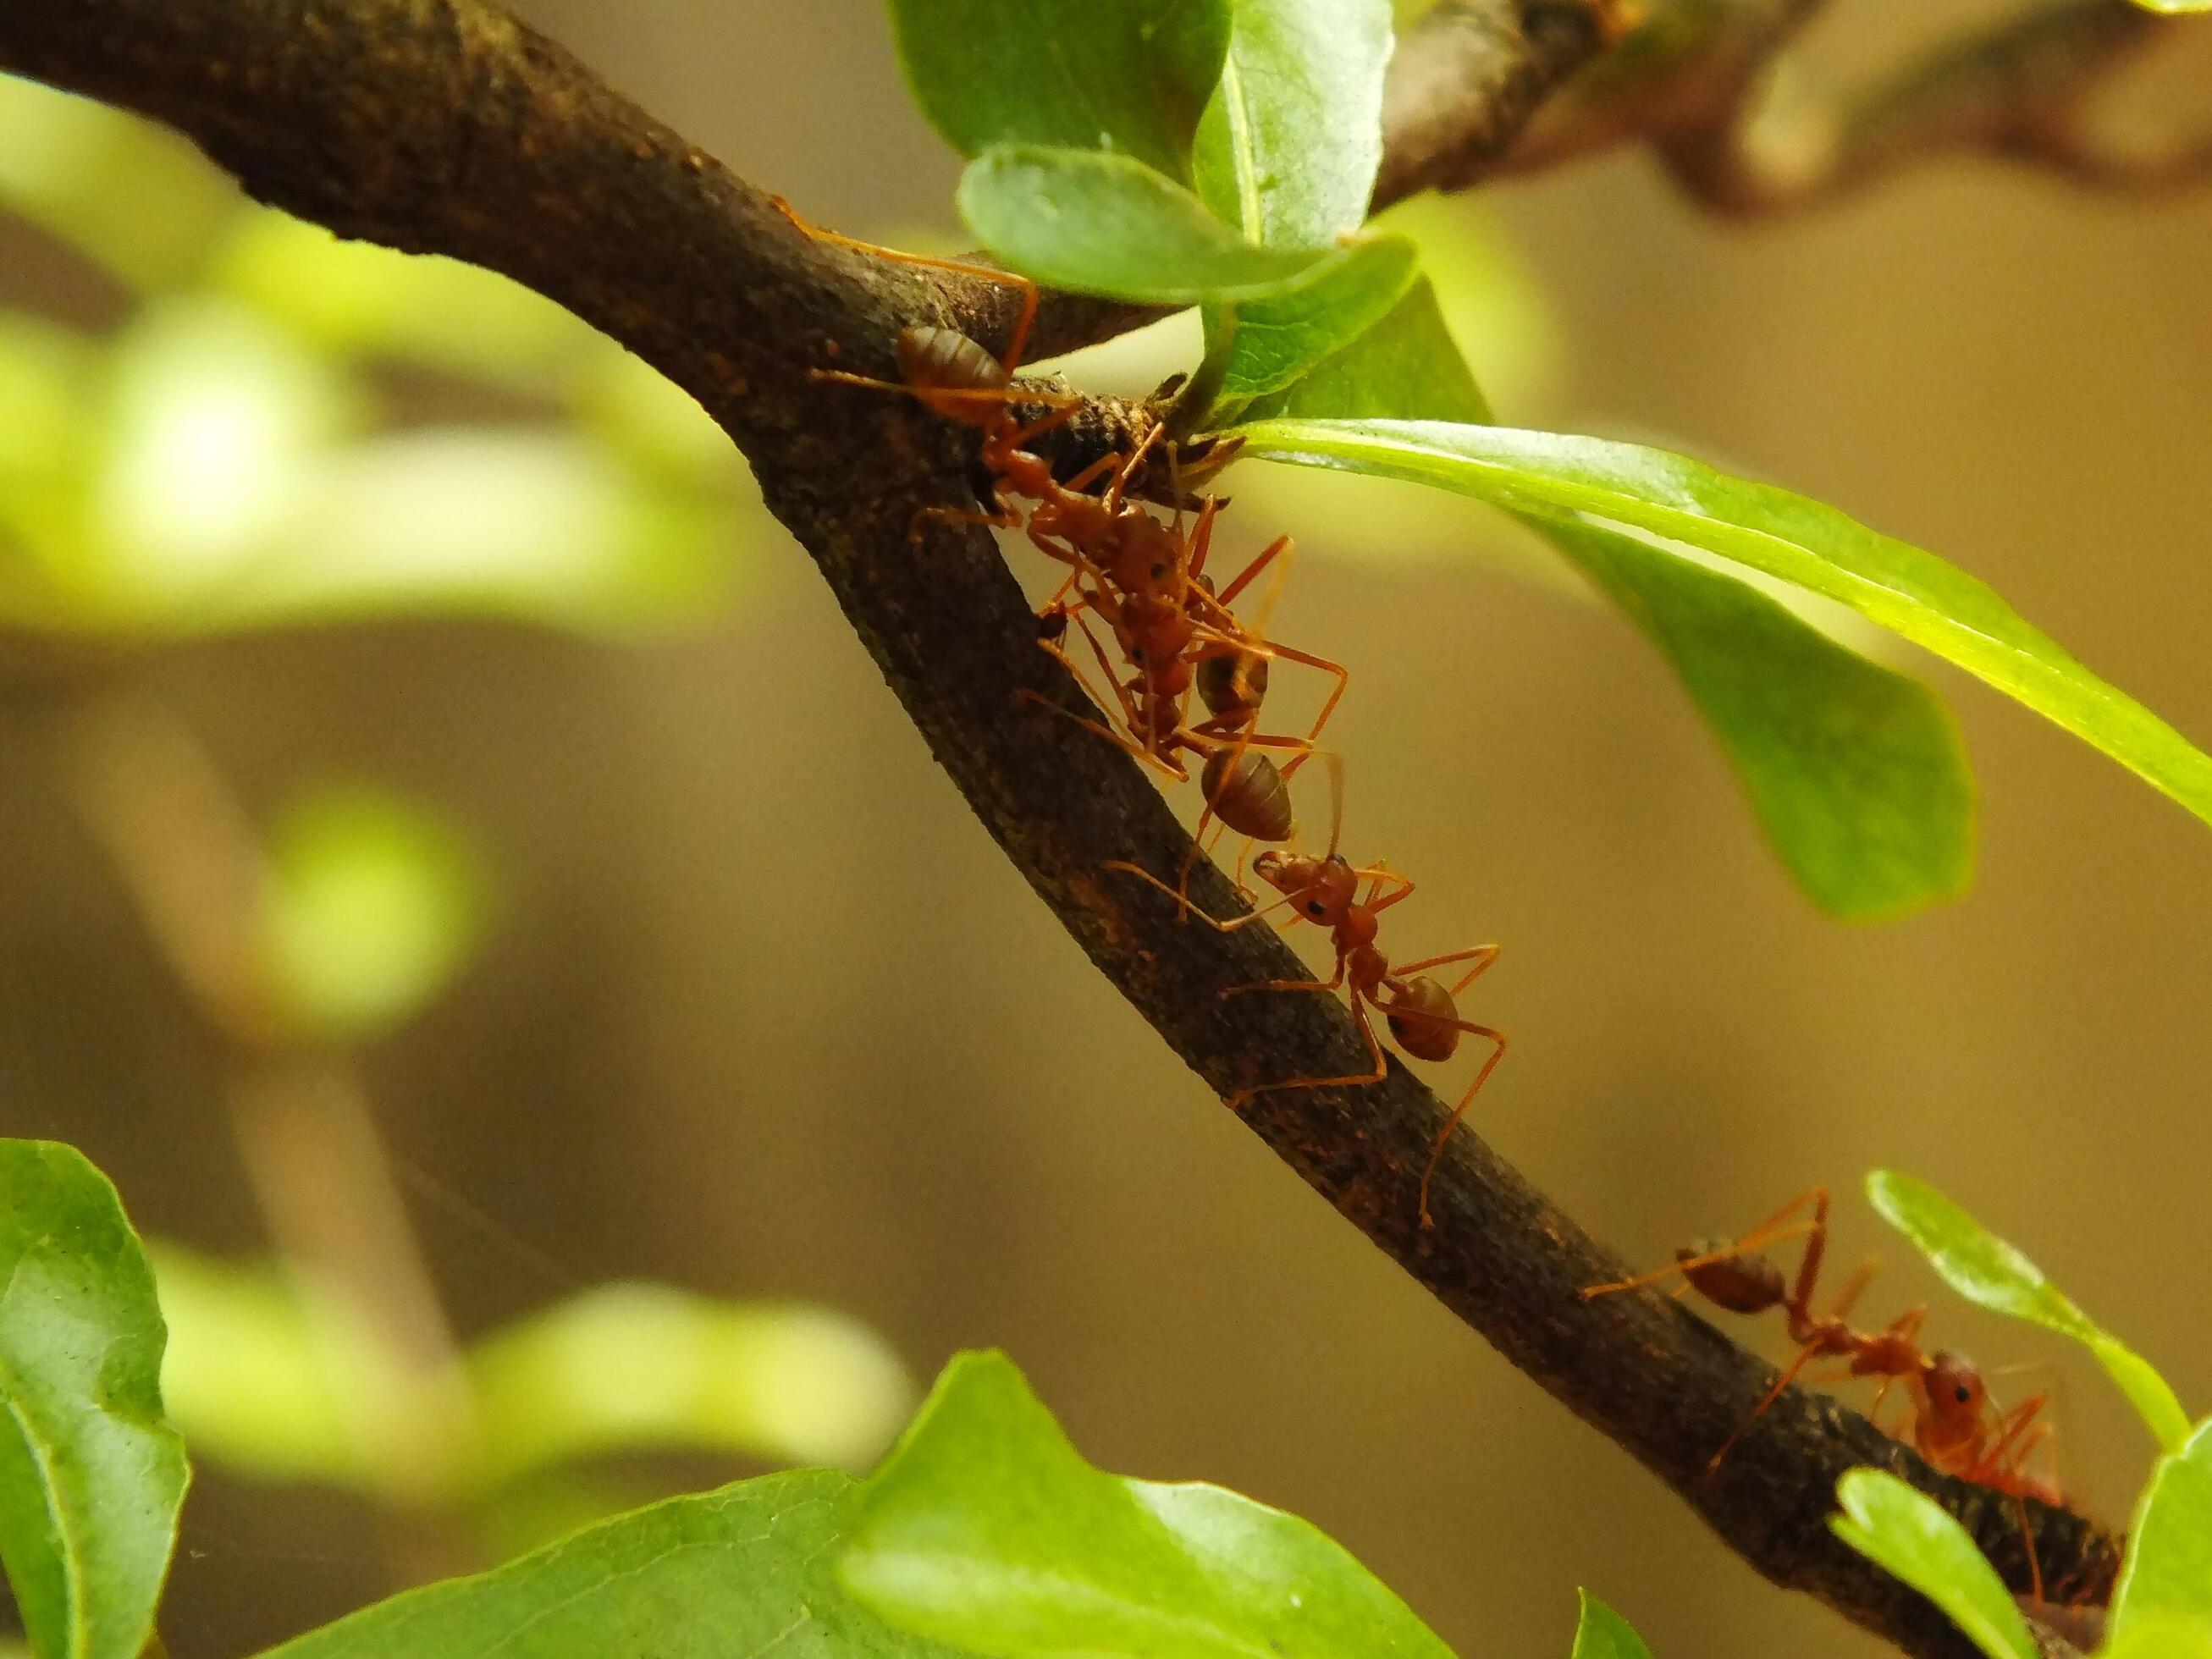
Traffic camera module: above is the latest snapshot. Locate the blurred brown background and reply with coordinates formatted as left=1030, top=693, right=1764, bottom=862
left=5, top=1, right=2211, bottom=1655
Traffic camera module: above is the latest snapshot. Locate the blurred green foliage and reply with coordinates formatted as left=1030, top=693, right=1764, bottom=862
left=151, top=1243, right=911, bottom=1516
left=0, top=75, right=764, bottom=646
left=258, top=785, right=488, bottom=1043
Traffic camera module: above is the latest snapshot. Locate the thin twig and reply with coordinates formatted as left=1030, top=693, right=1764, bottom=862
left=52, top=690, right=479, bottom=1496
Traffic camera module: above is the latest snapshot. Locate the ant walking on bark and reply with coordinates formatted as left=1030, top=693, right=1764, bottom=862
left=1106, top=759, right=1504, bottom=1227
left=772, top=197, right=1347, bottom=876
left=1582, top=1185, right=2061, bottom=1599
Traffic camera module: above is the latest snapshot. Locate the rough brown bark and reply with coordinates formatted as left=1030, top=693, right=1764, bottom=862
left=0, top=3, right=2154, bottom=1656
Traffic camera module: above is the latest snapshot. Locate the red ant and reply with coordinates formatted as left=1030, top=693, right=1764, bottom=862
left=769, top=195, right=1222, bottom=548
left=1036, top=486, right=1351, bottom=874
left=769, top=200, right=1347, bottom=873
left=1581, top=1186, right=2060, bottom=1599
left=1105, top=760, right=1504, bottom=1227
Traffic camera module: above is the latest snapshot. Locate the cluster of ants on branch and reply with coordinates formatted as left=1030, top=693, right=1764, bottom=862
left=779, top=201, right=2074, bottom=1607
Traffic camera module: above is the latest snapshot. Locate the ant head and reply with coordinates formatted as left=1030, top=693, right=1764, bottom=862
left=1255, top=852, right=1357, bottom=925
left=1106, top=513, right=1182, bottom=598
left=1922, top=1350, right=1986, bottom=1417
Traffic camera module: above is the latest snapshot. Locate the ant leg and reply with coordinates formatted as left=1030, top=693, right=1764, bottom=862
left=1581, top=1188, right=1830, bottom=1301
left=1018, top=681, right=1186, bottom=781
left=1018, top=693, right=1176, bottom=775
left=1784, top=1188, right=1836, bottom=1328
left=1103, top=860, right=1317, bottom=932
left=2013, top=1489, right=2046, bottom=1607
left=1973, top=1397, right=2055, bottom=1609
left=1036, top=615, right=1140, bottom=746
left=1103, top=421, right=1169, bottom=513
left=1177, top=767, right=1233, bottom=907
left=767, top=197, right=1041, bottom=375
left=1417, top=1027, right=1508, bottom=1228
left=1216, top=533, right=1292, bottom=610
left=1225, top=986, right=1390, bottom=1114
left=1265, top=641, right=1352, bottom=768
left=1972, top=1394, right=2052, bottom=1486
left=1219, top=960, right=1349, bottom=1000
left=912, top=501, right=1026, bottom=545
left=1395, top=943, right=1503, bottom=998
left=1346, top=866, right=1416, bottom=913
left=1060, top=450, right=1127, bottom=496
left=1182, top=496, right=1226, bottom=587
left=809, top=367, right=915, bottom=398
left=996, top=395, right=1084, bottom=457
left=1708, top=1339, right=1834, bottom=1473
left=1816, top=1259, right=1878, bottom=1327
left=1229, top=833, right=1260, bottom=900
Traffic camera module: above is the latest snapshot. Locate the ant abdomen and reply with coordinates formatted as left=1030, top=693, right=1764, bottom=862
left=1196, top=648, right=1269, bottom=719
left=896, top=326, right=1007, bottom=422
left=1200, top=747, right=1294, bottom=842
left=1679, top=1247, right=1786, bottom=1315
left=1386, top=977, right=1462, bottom=1062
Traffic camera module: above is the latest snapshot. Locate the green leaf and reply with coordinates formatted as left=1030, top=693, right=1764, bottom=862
left=1829, top=1469, right=2037, bottom=1659
left=1193, top=0, right=1393, bottom=245
left=2131, top=0, right=2212, bottom=13
left=1542, top=517, right=1973, bottom=920
left=465, top=1286, right=911, bottom=1490
left=1207, top=236, right=1419, bottom=411
left=260, top=1469, right=970, bottom=1659
left=2110, top=1418, right=2212, bottom=1640
left=1234, top=274, right=1488, bottom=425
left=957, top=146, right=1333, bottom=303
left=1227, top=317, right=1974, bottom=921
left=1865, top=1171, right=2189, bottom=1452
left=1569, top=1590, right=1654, bottom=1659
left=1227, top=418, right=2212, bottom=834
left=841, top=1350, right=1454, bottom=1659
left=0, top=1139, right=189, bottom=1659
left=890, top=0, right=1232, bottom=180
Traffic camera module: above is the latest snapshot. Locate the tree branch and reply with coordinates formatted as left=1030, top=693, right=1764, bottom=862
left=0, top=3, right=2132, bottom=1654
left=1376, top=0, right=1638, bottom=203
left=1658, top=0, right=2212, bottom=213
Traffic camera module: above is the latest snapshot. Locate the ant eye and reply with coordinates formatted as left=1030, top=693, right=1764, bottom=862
left=1306, top=901, right=1326, bottom=917
left=1954, top=1385, right=1972, bottom=1403
left=1151, top=563, right=1167, bottom=579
